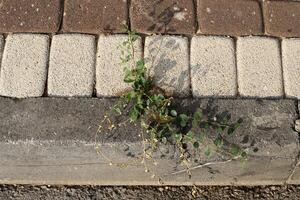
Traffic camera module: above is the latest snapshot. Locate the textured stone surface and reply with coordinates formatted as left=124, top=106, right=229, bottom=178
left=237, top=37, right=283, bottom=98
left=48, top=34, right=95, bottom=97
left=197, top=0, right=263, bottom=36
left=130, top=0, right=196, bottom=34
left=0, top=0, right=62, bottom=33
left=96, top=35, right=142, bottom=97
left=63, top=0, right=128, bottom=34
left=264, top=1, right=300, bottom=37
left=144, top=36, right=190, bottom=97
left=0, top=35, right=3, bottom=66
left=296, top=120, right=300, bottom=132
left=0, top=34, right=49, bottom=98
left=0, top=98, right=298, bottom=185
left=191, top=36, right=237, bottom=97
left=282, top=38, right=300, bottom=99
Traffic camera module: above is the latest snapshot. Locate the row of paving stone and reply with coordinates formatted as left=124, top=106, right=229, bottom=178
left=0, top=33, right=299, bottom=99
left=0, top=0, right=300, bottom=37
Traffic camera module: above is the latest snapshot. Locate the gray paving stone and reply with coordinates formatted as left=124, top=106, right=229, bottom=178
left=0, top=34, right=49, bottom=98
left=96, top=35, right=142, bottom=97
left=48, top=34, right=96, bottom=97
left=0, top=98, right=298, bottom=185
left=282, top=38, right=300, bottom=99
left=237, top=37, right=283, bottom=98
left=191, top=36, right=237, bottom=97
left=144, top=36, right=190, bottom=97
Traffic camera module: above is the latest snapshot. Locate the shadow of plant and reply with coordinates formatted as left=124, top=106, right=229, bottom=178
left=146, top=36, right=189, bottom=96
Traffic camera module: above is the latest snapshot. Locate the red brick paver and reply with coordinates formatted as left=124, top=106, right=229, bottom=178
left=62, top=0, right=128, bottom=34
left=197, top=0, right=263, bottom=36
left=130, top=0, right=196, bottom=35
left=0, top=0, right=62, bottom=33
left=264, top=0, right=300, bottom=37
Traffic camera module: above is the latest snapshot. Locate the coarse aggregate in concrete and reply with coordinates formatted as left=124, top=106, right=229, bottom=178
left=47, top=34, right=96, bottom=97
left=144, top=35, right=190, bottom=97
left=191, top=36, right=237, bottom=97
left=96, top=35, right=142, bottom=97
left=282, top=38, right=300, bottom=99
left=0, top=34, right=49, bottom=98
left=237, top=37, right=283, bottom=98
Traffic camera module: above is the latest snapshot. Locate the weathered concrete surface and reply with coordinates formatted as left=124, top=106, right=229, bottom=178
left=0, top=0, right=62, bottom=33
left=48, top=34, right=95, bottom=97
left=197, top=0, right=263, bottom=36
left=237, top=37, right=283, bottom=98
left=0, top=34, right=49, bottom=98
left=130, top=0, right=196, bottom=35
left=191, top=36, right=237, bottom=97
left=96, top=35, right=142, bottom=97
left=0, top=98, right=298, bottom=185
left=63, top=0, right=128, bottom=34
left=282, top=38, right=300, bottom=99
left=144, top=36, right=190, bottom=97
left=264, top=0, right=300, bottom=37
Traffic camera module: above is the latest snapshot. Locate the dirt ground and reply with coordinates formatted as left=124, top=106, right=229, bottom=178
left=0, top=185, right=300, bottom=200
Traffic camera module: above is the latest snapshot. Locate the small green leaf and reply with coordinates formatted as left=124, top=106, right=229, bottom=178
left=193, top=141, right=200, bottom=149
left=112, top=106, right=122, bottom=115
left=231, top=145, right=241, bottom=157
left=204, top=147, right=211, bottom=157
left=184, top=131, right=194, bottom=142
left=126, top=91, right=136, bottom=100
left=136, top=60, right=145, bottom=71
left=179, top=114, right=189, bottom=127
left=194, top=111, right=203, bottom=120
left=216, top=127, right=223, bottom=133
left=129, top=108, right=139, bottom=122
left=170, top=110, right=177, bottom=117
left=227, top=127, right=235, bottom=135
left=241, top=151, right=247, bottom=158
left=214, top=138, right=223, bottom=147
left=174, top=133, right=183, bottom=142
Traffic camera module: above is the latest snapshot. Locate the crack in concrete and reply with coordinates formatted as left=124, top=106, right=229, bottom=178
left=285, top=100, right=300, bottom=184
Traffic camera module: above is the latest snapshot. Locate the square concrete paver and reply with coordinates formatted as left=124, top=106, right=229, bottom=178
left=130, top=0, right=196, bottom=35
left=237, top=37, right=283, bottom=98
left=197, top=0, right=263, bottom=36
left=0, top=34, right=49, bottom=98
left=144, top=36, right=190, bottom=97
left=96, top=35, right=142, bottom=97
left=282, top=38, right=300, bottom=99
left=63, top=0, right=128, bottom=34
left=48, top=34, right=96, bottom=97
left=0, top=0, right=62, bottom=33
left=191, top=36, right=237, bottom=97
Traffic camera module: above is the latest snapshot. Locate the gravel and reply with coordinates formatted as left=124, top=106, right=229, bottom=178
left=0, top=185, right=300, bottom=200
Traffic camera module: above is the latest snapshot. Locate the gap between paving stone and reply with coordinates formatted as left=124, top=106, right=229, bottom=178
left=0, top=97, right=299, bottom=186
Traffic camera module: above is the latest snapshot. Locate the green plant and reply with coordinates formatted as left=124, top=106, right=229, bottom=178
left=97, top=27, right=247, bottom=179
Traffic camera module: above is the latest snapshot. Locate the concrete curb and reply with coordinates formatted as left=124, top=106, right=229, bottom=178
left=0, top=98, right=299, bottom=186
